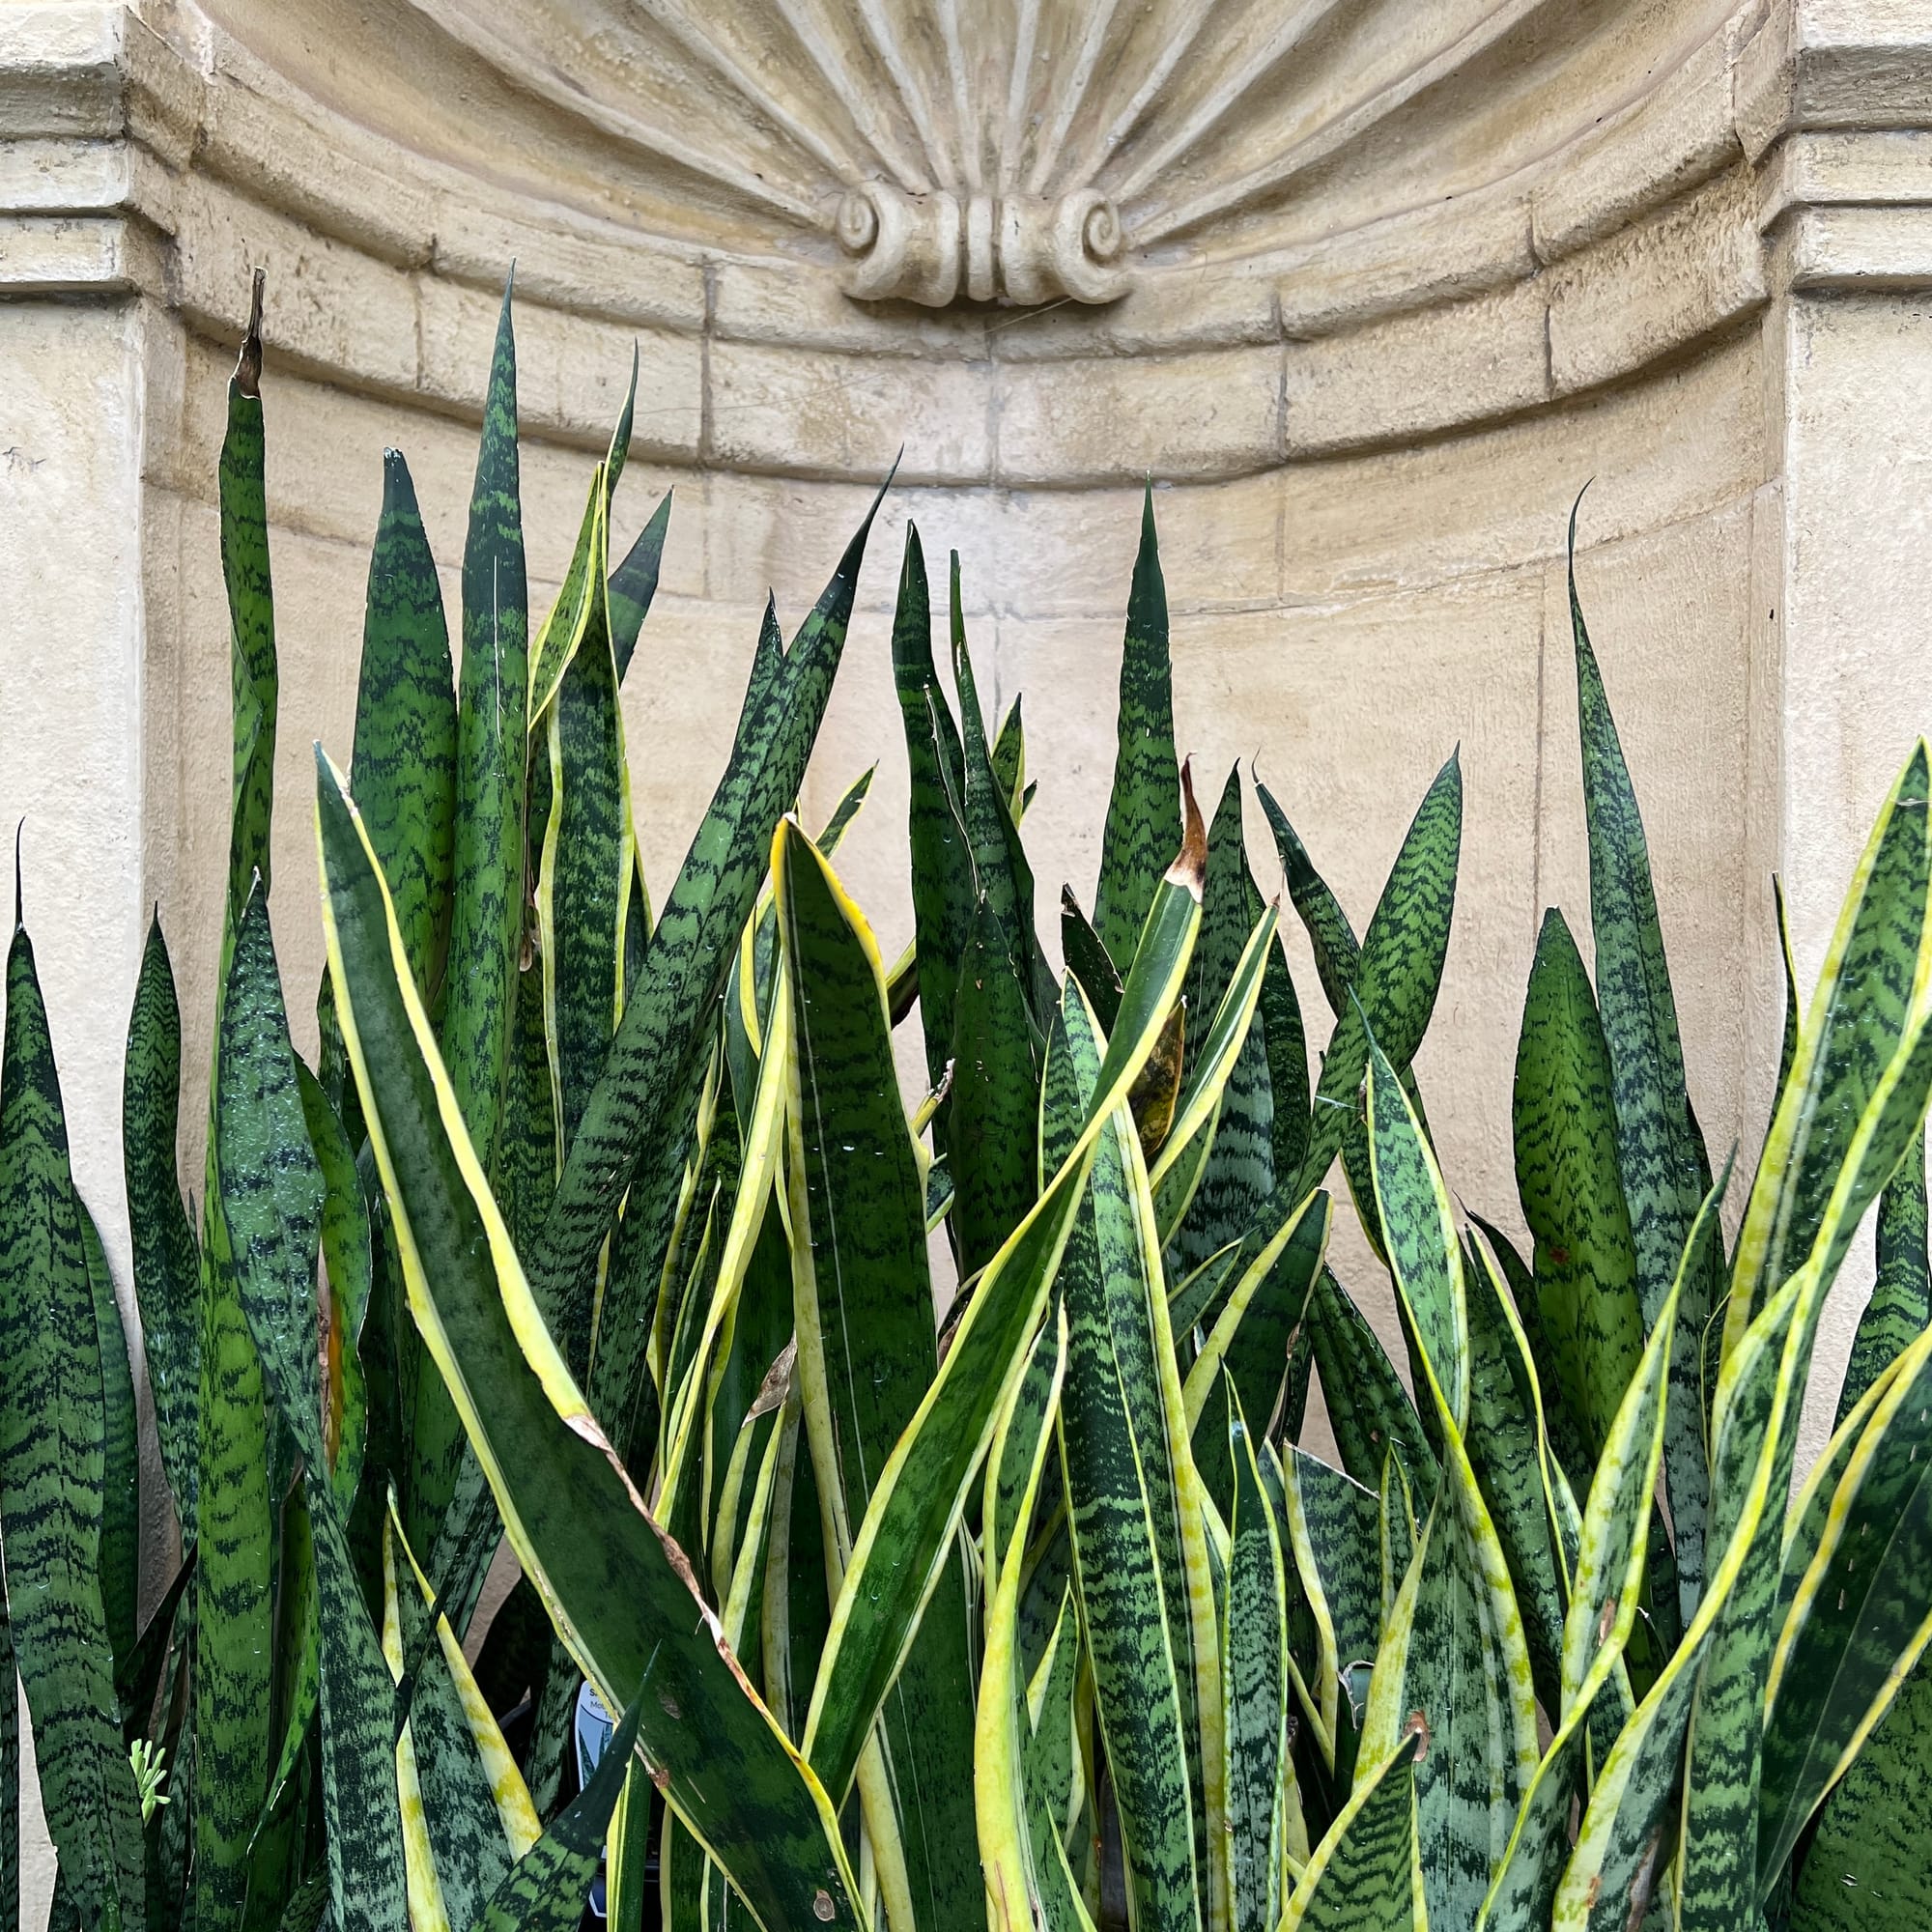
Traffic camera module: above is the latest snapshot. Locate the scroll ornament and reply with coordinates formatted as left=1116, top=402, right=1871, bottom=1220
left=836, top=181, right=1130, bottom=306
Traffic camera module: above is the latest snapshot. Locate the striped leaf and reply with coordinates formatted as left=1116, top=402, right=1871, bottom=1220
left=1462, top=1234, right=1575, bottom=1725
left=316, top=752, right=864, bottom=1929
left=1790, top=1642, right=1932, bottom=1928
left=1182, top=1192, right=1329, bottom=1515
left=1173, top=772, right=1278, bottom=1267
left=1304, top=1268, right=1434, bottom=1498
left=351, top=445, right=456, bottom=1003
left=219, top=277, right=277, bottom=920
left=1758, top=1322, right=1932, bottom=1888
left=1837, top=1127, right=1929, bottom=1427
left=1360, top=1030, right=1539, bottom=1931
left=536, top=483, right=634, bottom=1362
left=1551, top=1170, right=1778, bottom=1932
left=979, top=1310, right=1079, bottom=1932
left=1513, top=907, right=1645, bottom=1469
left=1061, top=888, right=1124, bottom=1037
left=384, top=1506, right=534, bottom=1930
left=520, top=486, right=884, bottom=1370
left=215, top=891, right=410, bottom=1931
left=1280, top=1734, right=1423, bottom=1932
left=1255, top=883, right=1312, bottom=1193
left=1479, top=1256, right=1679, bottom=1932
left=441, top=274, right=527, bottom=1181
left=1284, top=1450, right=1380, bottom=1768
left=802, top=795, right=1206, bottom=1807
left=194, top=1198, right=274, bottom=1932
left=0, top=911, right=147, bottom=1930
left=80, top=1196, right=139, bottom=1670
left=1151, top=895, right=1278, bottom=1248
left=1293, top=754, right=1462, bottom=1203
left=1094, top=489, right=1181, bottom=969
left=1255, top=781, right=1360, bottom=1021
left=611, top=490, right=671, bottom=682
left=1225, top=1393, right=1299, bottom=1932
left=890, top=525, right=973, bottom=1094
left=777, top=823, right=979, bottom=1929
left=1731, top=744, right=1931, bottom=1359
left=468, top=1673, right=643, bottom=1932
left=951, top=891, right=1043, bottom=1279
left=1051, top=983, right=1208, bottom=1932
left=123, top=915, right=200, bottom=1540
left=1569, top=521, right=1718, bottom=1626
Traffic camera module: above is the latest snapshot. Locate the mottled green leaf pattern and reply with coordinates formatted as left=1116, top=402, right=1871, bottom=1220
left=351, top=445, right=456, bottom=1003
left=1094, top=490, right=1180, bottom=969
left=0, top=916, right=147, bottom=1932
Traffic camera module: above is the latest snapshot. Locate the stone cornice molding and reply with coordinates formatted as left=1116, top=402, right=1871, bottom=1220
left=4, top=1, right=1931, bottom=483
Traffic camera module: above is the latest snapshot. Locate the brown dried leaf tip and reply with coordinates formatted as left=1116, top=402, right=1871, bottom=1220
left=1167, top=755, right=1208, bottom=898
left=236, top=267, right=266, bottom=397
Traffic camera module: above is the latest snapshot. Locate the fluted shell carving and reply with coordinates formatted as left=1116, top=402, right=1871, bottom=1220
left=211, top=0, right=1712, bottom=312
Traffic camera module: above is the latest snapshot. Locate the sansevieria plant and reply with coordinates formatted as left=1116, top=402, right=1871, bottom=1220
left=0, top=271, right=1927, bottom=1932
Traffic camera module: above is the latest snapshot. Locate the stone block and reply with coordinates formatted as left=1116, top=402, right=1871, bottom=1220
left=707, top=340, right=993, bottom=485
left=1530, top=28, right=1739, bottom=263
left=1548, top=170, right=1767, bottom=395
left=173, top=176, right=420, bottom=393
left=1284, top=280, right=1548, bottom=456
left=996, top=345, right=1281, bottom=485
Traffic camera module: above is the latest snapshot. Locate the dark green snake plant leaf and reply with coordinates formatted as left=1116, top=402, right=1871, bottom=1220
left=979, top=1309, right=1080, bottom=1932
left=777, top=823, right=979, bottom=1928
left=1758, top=1319, right=1932, bottom=1889
left=1359, top=1026, right=1539, bottom=1932
left=1279, top=1732, right=1423, bottom=1932
left=0, top=908, right=147, bottom=1931
left=611, top=490, right=671, bottom=682
left=1479, top=1250, right=1680, bottom=1932
left=215, top=890, right=411, bottom=1931
left=1283, top=1448, right=1381, bottom=1770
left=442, top=274, right=527, bottom=1181
left=316, top=751, right=865, bottom=1930
left=1094, top=488, right=1181, bottom=970
left=1061, top=887, right=1124, bottom=1037
left=521, top=482, right=886, bottom=1364
left=1568, top=512, right=1717, bottom=1626
left=1174, top=771, right=1277, bottom=1267
left=1729, top=742, right=1931, bottom=1361
left=890, top=525, right=973, bottom=1094
left=1304, top=1267, right=1434, bottom=1498
left=467, top=1670, right=644, bottom=1932
left=351, top=445, right=456, bottom=1005
left=1050, top=979, right=1212, bottom=1932
left=537, top=483, right=633, bottom=1321
left=951, top=890, right=1044, bottom=1279
left=1512, top=907, right=1645, bottom=1469
left=79, top=1196, right=139, bottom=1670
left=1673, top=750, right=1932, bottom=1931
left=1224, top=1391, right=1300, bottom=1932
left=123, top=914, right=201, bottom=1541
left=1836, top=1126, right=1929, bottom=1428
left=219, top=273, right=277, bottom=923
left=1294, top=753, right=1462, bottom=1204
left=1180, top=1191, right=1328, bottom=1516
left=803, top=789, right=1205, bottom=1810
left=1255, top=780, right=1360, bottom=1022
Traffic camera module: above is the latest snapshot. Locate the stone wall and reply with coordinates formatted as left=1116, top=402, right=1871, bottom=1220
left=6, top=0, right=1932, bottom=1915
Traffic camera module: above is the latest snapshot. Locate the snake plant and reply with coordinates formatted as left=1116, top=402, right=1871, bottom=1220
left=0, top=275, right=1928, bottom=1932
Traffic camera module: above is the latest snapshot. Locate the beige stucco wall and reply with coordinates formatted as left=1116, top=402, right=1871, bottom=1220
left=6, top=0, right=1932, bottom=1916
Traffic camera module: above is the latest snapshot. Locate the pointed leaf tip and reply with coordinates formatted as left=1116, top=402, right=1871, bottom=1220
left=12, top=819, right=20, bottom=931
left=236, top=265, right=265, bottom=396
left=1169, top=756, right=1207, bottom=897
